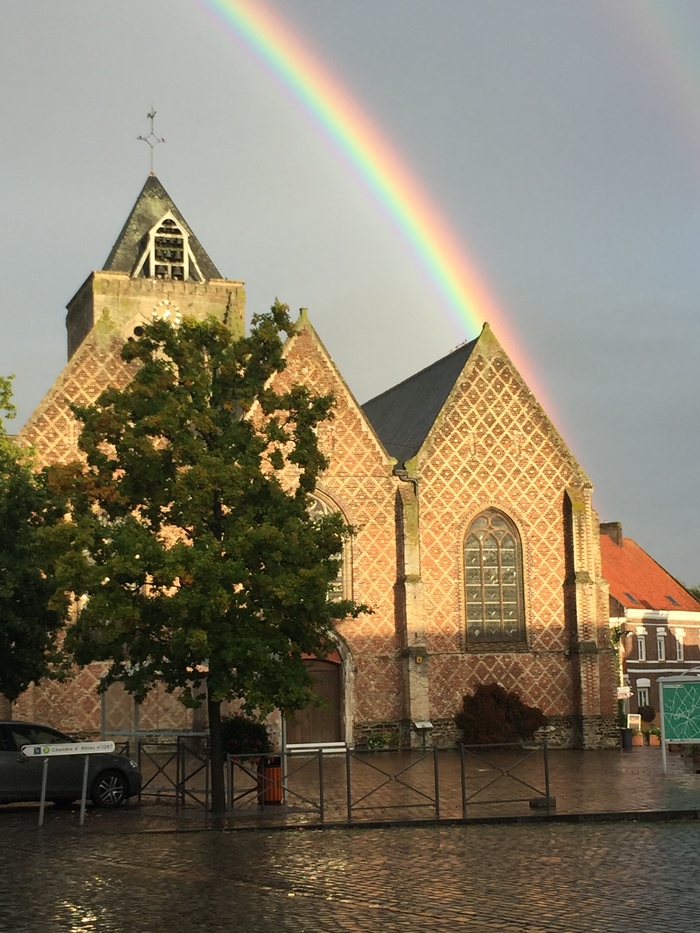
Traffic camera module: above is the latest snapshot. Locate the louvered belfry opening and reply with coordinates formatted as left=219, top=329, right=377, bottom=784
left=132, top=211, right=204, bottom=283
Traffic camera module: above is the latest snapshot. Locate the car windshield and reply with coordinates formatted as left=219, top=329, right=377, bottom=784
left=9, top=725, right=74, bottom=751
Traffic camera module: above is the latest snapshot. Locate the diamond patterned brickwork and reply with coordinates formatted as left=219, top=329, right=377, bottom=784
left=19, top=328, right=135, bottom=465
left=13, top=663, right=108, bottom=738
left=415, top=338, right=609, bottom=722
left=14, top=327, right=142, bottom=731
left=272, top=322, right=404, bottom=721
left=13, top=295, right=615, bottom=744
left=352, top=655, right=403, bottom=722
left=102, top=682, right=136, bottom=734
left=15, top=282, right=243, bottom=732
left=430, top=652, right=573, bottom=721
left=22, top=271, right=245, bottom=465
left=135, top=683, right=199, bottom=732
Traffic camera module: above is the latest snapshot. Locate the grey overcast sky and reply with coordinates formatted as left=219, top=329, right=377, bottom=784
left=1, top=1, right=699, bottom=584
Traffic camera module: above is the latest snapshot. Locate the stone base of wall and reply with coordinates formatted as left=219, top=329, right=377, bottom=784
left=352, top=720, right=404, bottom=748
left=354, top=714, right=619, bottom=750
left=421, top=719, right=460, bottom=748
left=353, top=718, right=464, bottom=749
left=439, top=717, right=579, bottom=749
left=580, top=714, right=620, bottom=749
left=519, top=715, right=619, bottom=750
left=535, top=716, right=575, bottom=748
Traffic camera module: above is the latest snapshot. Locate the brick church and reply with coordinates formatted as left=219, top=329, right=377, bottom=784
left=13, top=175, right=618, bottom=748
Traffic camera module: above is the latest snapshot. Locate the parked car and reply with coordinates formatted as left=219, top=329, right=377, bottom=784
left=0, top=721, right=141, bottom=808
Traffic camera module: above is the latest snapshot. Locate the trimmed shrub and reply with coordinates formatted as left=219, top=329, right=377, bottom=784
left=638, top=704, right=656, bottom=723
left=455, top=682, right=548, bottom=744
left=220, top=715, right=272, bottom=756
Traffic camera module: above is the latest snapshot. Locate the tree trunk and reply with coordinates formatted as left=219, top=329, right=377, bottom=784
left=207, top=690, right=226, bottom=814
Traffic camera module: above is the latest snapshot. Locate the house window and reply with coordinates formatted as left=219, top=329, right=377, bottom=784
left=676, top=637, right=684, bottom=662
left=464, top=509, right=525, bottom=645
left=637, top=686, right=650, bottom=708
left=636, top=635, right=646, bottom=662
left=657, top=633, right=666, bottom=663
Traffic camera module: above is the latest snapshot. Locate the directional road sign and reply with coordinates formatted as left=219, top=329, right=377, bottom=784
left=21, top=741, right=116, bottom=758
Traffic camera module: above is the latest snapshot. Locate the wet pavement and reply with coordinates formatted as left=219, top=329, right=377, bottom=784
left=2, top=746, right=700, bottom=932
left=133, top=742, right=700, bottom=830
left=2, top=813, right=700, bottom=931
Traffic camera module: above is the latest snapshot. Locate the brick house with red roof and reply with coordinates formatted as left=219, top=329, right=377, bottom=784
left=600, top=522, right=700, bottom=718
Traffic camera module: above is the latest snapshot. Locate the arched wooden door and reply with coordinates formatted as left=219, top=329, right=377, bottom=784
left=286, top=658, right=342, bottom=744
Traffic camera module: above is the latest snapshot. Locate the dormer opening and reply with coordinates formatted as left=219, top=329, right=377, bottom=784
left=132, top=211, right=205, bottom=282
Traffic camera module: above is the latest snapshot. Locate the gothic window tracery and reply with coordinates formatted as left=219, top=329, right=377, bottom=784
left=464, top=509, right=525, bottom=645
left=309, top=495, right=347, bottom=601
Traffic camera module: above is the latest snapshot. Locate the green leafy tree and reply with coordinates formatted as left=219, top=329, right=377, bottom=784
left=0, top=377, right=67, bottom=707
left=55, top=302, right=365, bottom=810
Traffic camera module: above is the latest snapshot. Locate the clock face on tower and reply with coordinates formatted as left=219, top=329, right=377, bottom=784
left=151, top=300, right=182, bottom=325
left=132, top=300, right=182, bottom=337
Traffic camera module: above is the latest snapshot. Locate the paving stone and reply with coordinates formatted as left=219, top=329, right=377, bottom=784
left=1, top=820, right=700, bottom=932
left=2, top=746, right=700, bottom=932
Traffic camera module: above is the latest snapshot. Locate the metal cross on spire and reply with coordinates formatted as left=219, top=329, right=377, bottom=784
left=137, top=109, right=165, bottom=175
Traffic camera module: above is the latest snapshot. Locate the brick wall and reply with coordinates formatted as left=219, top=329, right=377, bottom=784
left=13, top=303, right=616, bottom=748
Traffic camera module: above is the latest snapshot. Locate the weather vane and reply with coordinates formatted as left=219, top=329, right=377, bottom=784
left=137, top=109, right=165, bottom=175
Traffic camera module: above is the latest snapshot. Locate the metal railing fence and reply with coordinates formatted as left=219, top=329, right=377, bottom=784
left=459, top=739, right=553, bottom=816
left=113, top=736, right=553, bottom=824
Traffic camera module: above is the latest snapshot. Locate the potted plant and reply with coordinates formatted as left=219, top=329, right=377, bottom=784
left=631, top=729, right=644, bottom=747
left=647, top=726, right=662, bottom=747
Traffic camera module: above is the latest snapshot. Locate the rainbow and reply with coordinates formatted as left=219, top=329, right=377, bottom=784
left=198, top=0, right=538, bottom=388
left=606, top=1, right=700, bottom=163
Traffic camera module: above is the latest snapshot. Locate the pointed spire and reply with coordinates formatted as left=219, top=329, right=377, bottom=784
left=102, top=175, right=222, bottom=281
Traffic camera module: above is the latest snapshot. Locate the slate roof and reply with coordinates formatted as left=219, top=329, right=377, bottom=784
left=600, top=530, right=700, bottom=613
left=362, top=337, right=478, bottom=465
left=102, top=175, right=222, bottom=280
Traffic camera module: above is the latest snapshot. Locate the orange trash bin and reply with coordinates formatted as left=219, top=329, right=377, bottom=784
left=257, top=756, right=284, bottom=805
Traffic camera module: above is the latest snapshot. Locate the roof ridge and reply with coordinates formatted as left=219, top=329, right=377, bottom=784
left=362, top=336, right=479, bottom=466
left=363, top=337, right=479, bottom=407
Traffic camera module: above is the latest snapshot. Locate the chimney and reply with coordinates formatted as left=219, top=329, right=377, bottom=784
left=600, top=521, right=623, bottom=547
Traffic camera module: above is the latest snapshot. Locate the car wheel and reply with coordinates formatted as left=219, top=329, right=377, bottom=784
left=91, top=770, right=128, bottom=808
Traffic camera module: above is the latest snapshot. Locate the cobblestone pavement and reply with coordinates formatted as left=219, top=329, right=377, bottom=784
left=1, top=813, right=699, bottom=932
left=2, top=746, right=700, bottom=933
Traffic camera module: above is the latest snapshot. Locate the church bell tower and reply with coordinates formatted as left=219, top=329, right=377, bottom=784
left=19, top=175, right=245, bottom=466
left=66, top=175, right=245, bottom=359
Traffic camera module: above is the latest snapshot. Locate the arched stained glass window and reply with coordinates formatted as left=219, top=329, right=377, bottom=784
left=464, top=510, right=525, bottom=645
left=309, top=495, right=346, bottom=601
